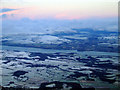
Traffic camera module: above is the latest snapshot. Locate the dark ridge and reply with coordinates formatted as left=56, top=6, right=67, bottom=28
left=1, top=81, right=96, bottom=90
left=39, top=81, right=82, bottom=90
left=13, top=71, right=28, bottom=77
left=67, top=71, right=88, bottom=78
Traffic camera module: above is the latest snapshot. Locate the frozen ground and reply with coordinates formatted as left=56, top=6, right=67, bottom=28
left=0, top=48, right=119, bottom=88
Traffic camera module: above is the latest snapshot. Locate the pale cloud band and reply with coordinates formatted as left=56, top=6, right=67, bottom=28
left=0, top=0, right=119, bottom=20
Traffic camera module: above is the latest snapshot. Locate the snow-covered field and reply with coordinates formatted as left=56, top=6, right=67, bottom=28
left=0, top=48, right=119, bottom=88
left=2, top=34, right=71, bottom=44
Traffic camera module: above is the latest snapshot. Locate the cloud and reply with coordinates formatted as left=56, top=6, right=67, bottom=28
left=0, top=8, right=17, bottom=13
left=2, top=17, right=118, bottom=35
left=0, top=14, right=8, bottom=18
left=0, top=14, right=15, bottom=19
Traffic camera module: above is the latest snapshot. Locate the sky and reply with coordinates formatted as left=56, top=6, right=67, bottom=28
left=0, top=0, right=119, bottom=20
left=0, top=0, right=118, bottom=35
